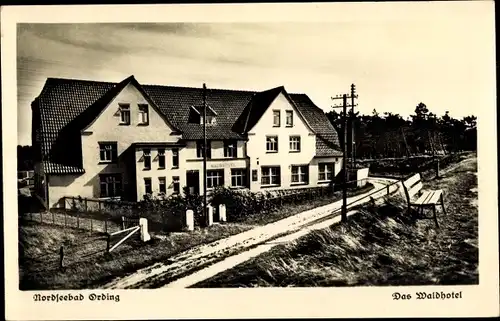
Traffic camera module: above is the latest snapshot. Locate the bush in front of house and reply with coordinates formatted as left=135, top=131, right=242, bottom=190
left=209, top=185, right=337, bottom=222
left=210, top=187, right=279, bottom=222
left=138, top=191, right=204, bottom=231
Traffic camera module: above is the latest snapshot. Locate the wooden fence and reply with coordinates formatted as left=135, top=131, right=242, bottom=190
left=20, top=211, right=121, bottom=234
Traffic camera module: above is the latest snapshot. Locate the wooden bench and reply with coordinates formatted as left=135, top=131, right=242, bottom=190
left=401, top=173, right=446, bottom=227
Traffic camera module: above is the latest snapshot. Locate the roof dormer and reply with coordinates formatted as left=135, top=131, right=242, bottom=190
left=188, top=105, right=218, bottom=125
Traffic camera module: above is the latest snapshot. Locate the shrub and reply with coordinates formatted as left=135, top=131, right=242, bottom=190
left=209, top=185, right=337, bottom=222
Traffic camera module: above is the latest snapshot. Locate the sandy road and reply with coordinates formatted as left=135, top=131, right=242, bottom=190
left=103, top=178, right=399, bottom=289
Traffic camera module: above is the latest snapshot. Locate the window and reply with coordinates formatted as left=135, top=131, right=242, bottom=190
left=196, top=140, right=212, bottom=159
left=231, top=169, right=247, bottom=187
left=289, top=136, right=301, bottom=152
left=158, top=149, right=165, bottom=168
left=190, top=106, right=217, bottom=124
left=291, top=165, right=309, bottom=184
left=99, top=174, right=122, bottom=198
left=173, top=176, right=180, bottom=194
left=138, top=104, right=149, bottom=125
left=143, top=149, right=151, bottom=170
left=261, top=166, right=280, bottom=186
left=204, top=115, right=216, bottom=125
left=318, top=163, right=334, bottom=181
left=172, top=148, right=179, bottom=168
left=207, top=170, right=224, bottom=189
left=266, top=136, right=278, bottom=153
left=252, top=169, right=258, bottom=182
left=144, top=177, right=152, bottom=195
left=119, top=103, right=130, bottom=125
left=273, top=110, right=280, bottom=127
left=286, top=110, right=293, bottom=127
left=99, top=142, right=118, bottom=163
left=273, top=110, right=281, bottom=127
left=159, top=177, right=166, bottom=194
left=224, top=140, right=238, bottom=158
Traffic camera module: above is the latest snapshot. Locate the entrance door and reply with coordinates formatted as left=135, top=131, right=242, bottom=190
left=186, top=170, right=200, bottom=195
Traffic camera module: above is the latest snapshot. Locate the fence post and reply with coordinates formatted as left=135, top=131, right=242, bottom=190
left=106, top=234, right=110, bottom=252
left=139, top=218, right=151, bottom=242
left=386, top=185, right=390, bottom=195
left=62, top=197, right=66, bottom=210
left=105, top=219, right=108, bottom=234
left=90, top=217, right=93, bottom=234
left=219, top=204, right=227, bottom=222
left=185, top=210, right=194, bottom=231
left=64, top=212, right=67, bottom=228
left=84, top=198, right=88, bottom=212
left=59, top=246, right=64, bottom=270
left=77, top=212, right=80, bottom=229
left=121, top=216, right=125, bottom=230
left=206, top=205, right=214, bottom=226
left=52, top=211, right=55, bottom=224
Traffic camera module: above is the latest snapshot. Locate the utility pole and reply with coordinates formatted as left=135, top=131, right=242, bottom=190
left=331, top=93, right=352, bottom=223
left=350, top=84, right=357, bottom=169
left=202, top=83, right=208, bottom=225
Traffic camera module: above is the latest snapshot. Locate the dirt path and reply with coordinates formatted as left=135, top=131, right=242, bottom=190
left=103, top=178, right=399, bottom=289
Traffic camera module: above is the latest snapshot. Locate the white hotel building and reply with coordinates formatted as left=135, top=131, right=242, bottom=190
left=31, top=75, right=343, bottom=208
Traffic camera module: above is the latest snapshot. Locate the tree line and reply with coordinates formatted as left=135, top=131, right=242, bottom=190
left=17, top=102, right=477, bottom=170
left=18, top=145, right=35, bottom=171
left=326, top=102, right=477, bottom=160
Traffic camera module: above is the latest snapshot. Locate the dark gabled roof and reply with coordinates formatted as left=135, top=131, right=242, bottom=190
left=43, top=162, right=85, bottom=175
left=289, top=93, right=342, bottom=155
left=34, top=77, right=116, bottom=172
left=232, top=86, right=284, bottom=134
left=143, top=84, right=253, bottom=140
left=33, top=76, right=342, bottom=174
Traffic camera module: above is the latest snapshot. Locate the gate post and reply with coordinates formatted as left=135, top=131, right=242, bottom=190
left=185, top=210, right=194, bottom=231
left=206, top=205, right=213, bottom=226
left=219, top=204, right=227, bottom=222
left=139, top=218, right=151, bottom=242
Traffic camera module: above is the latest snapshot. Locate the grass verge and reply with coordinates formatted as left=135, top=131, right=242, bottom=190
left=19, top=183, right=375, bottom=290
left=194, top=157, right=478, bottom=287
left=19, top=222, right=251, bottom=290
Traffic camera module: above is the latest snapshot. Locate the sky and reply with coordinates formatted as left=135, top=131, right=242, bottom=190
left=16, top=3, right=495, bottom=146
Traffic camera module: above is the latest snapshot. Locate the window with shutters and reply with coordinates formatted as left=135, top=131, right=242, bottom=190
left=158, top=149, right=165, bottom=169
left=143, top=149, right=151, bottom=170
left=172, top=148, right=179, bottom=168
